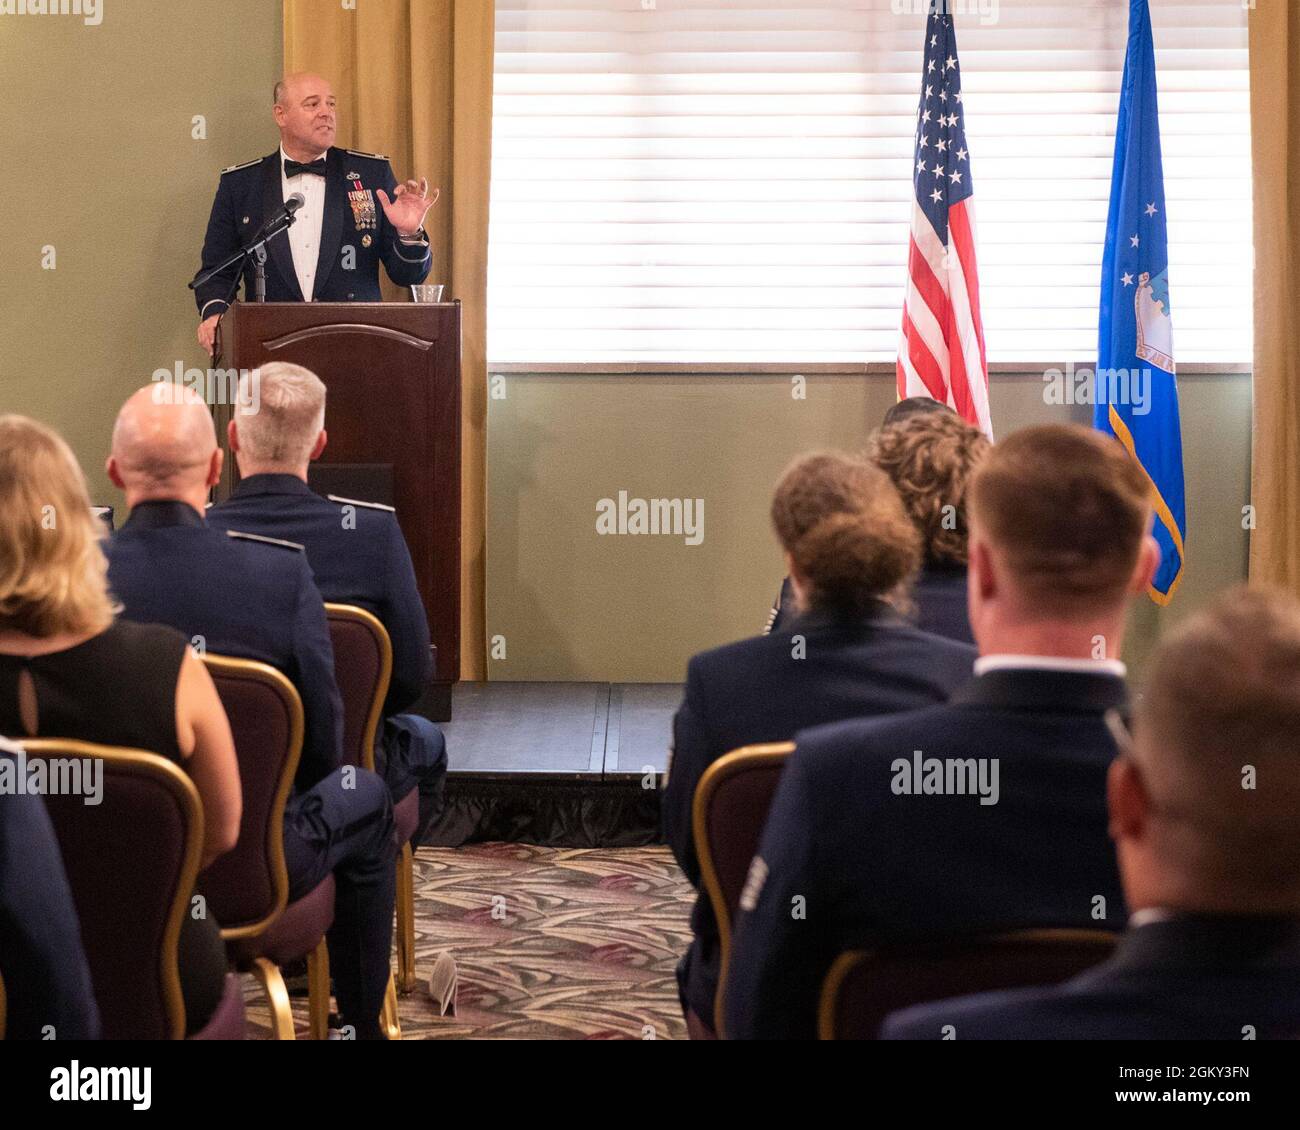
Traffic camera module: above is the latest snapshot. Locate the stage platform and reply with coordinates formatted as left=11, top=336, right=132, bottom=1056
left=424, top=682, right=682, bottom=849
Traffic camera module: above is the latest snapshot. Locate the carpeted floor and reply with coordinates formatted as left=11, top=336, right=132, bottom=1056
left=242, top=843, right=694, bottom=1040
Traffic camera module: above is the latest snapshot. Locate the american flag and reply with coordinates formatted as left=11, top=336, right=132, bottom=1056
left=898, top=5, right=992, bottom=437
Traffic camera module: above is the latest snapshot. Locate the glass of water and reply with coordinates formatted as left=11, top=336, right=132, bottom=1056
left=411, top=284, right=445, bottom=303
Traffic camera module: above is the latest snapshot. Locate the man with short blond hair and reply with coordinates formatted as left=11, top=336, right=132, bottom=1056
left=725, top=424, right=1159, bottom=1039
left=885, top=585, right=1300, bottom=1039
left=209, top=363, right=446, bottom=844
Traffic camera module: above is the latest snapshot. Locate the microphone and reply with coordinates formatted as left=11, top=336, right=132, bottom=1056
left=247, top=192, right=305, bottom=244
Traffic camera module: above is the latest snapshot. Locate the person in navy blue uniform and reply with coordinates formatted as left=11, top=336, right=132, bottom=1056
left=665, top=452, right=976, bottom=1037
left=724, top=425, right=1160, bottom=1039
left=766, top=399, right=988, bottom=645
left=884, top=586, right=1300, bottom=1041
left=103, top=386, right=397, bottom=1039
left=0, top=739, right=100, bottom=1041
left=194, top=73, right=437, bottom=355
left=207, top=363, right=447, bottom=845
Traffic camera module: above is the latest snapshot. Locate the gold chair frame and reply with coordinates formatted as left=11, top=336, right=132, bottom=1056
left=324, top=603, right=406, bottom=1040
left=22, top=738, right=203, bottom=1041
left=691, top=740, right=796, bottom=1040
left=817, top=928, right=1120, bottom=1040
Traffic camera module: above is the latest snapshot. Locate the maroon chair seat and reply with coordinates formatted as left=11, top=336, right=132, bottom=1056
left=228, top=875, right=335, bottom=968
left=324, top=604, right=412, bottom=1025
left=202, top=654, right=331, bottom=1039
left=21, top=739, right=203, bottom=1040
left=692, top=742, right=795, bottom=1037
left=189, top=973, right=247, bottom=1041
left=819, top=929, right=1120, bottom=1040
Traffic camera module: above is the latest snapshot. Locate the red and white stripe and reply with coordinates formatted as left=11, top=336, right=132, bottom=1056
left=896, top=197, right=993, bottom=438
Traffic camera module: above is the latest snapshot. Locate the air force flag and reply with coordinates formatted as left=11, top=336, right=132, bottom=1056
left=1096, top=0, right=1186, bottom=604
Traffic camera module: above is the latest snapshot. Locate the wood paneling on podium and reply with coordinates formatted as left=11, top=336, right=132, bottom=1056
left=218, top=301, right=461, bottom=718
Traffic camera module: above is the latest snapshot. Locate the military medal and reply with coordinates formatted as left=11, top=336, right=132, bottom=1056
left=348, top=175, right=378, bottom=232
left=362, top=234, right=372, bottom=247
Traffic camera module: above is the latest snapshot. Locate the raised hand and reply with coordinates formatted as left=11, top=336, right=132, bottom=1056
left=376, top=177, right=440, bottom=237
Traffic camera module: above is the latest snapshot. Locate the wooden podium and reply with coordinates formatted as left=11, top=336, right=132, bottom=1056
left=217, top=301, right=461, bottom=720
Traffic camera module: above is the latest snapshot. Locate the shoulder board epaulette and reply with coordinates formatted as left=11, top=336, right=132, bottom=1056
left=220, top=157, right=262, bottom=175
left=344, top=148, right=390, bottom=162
left=328, top=494, right=395, bottom=513
left=226, top=529, right=304, bottom=551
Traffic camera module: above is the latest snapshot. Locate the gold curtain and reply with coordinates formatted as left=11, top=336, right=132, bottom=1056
left=284, top=0, right=493, bottom=677
left=1248, top=2, right=1300, bottom=597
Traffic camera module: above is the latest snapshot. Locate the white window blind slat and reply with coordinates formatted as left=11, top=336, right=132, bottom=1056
left=490, top=1, right=1250, bottom=365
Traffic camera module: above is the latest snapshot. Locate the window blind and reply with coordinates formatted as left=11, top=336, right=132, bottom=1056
left=488, top=0, right=1251, bottom=365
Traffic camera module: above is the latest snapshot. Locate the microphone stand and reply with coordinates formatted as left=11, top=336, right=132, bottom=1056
left=188, top=210, right=297, bottom=367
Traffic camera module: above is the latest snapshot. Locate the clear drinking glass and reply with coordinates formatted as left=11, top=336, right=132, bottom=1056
left=411, top=284, right=445, bottom=303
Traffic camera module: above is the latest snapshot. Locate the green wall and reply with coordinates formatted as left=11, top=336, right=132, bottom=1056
left=486, top=370, right=1252, bottom=684
left=0, top=1, right=282, bottom=501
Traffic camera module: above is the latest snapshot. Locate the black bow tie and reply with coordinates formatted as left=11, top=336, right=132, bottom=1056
left=284, top=157, right=326, bottom=178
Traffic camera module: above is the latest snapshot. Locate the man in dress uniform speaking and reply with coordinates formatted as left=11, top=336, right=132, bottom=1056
left=193, top=73, right=438, bottom=354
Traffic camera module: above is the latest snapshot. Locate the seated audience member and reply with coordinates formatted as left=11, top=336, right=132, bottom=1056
left=207, top=363, right=446, bottom=845
left=764, top=397, right=962, bottom=634
left=0, top=737, right=101, bottom=1040
left=868, top=410, right=990, bottom=644
left=884, top=585, right=1300, bottom=1040
left=724, top=425, right=1158, bottom=1039
left=102, top=387, right=397, bottom=1040
left=665, top=451, right=978, bottom=1037
left=0, top=415, right=240, bottom=1035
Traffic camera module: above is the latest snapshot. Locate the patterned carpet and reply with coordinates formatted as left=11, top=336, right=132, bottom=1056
left=242, top=843, right=694, bottom=1040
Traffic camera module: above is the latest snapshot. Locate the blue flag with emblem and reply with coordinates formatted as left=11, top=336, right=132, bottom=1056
left=1095, top=0, right=1186, bottom=604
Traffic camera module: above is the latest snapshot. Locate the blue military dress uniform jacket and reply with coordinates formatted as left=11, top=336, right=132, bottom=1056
left=207, top=474, right=433, bottom=716
left=103, top=500, right=344, bottom=791
left=664, top=603, right=977, bottom=1029
left=723, top=667, right=1129, bottom=1039
left=194, top=146, right=432, bottom=319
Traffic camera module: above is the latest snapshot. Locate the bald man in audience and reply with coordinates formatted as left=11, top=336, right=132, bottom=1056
left=208, top=363, right=447, bottom=846
left=884, top=585, right=1300, bottom=1040
left=102, top=385, right=397, bottom=1039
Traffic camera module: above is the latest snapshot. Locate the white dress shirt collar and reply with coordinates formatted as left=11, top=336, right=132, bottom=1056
left=973, top=653, right=1128, bottom=679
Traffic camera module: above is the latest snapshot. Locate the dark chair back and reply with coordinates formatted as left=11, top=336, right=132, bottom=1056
left=21, top=738, right=201, bottom=1040
left=693, top=741, right=795, bottom=1033
left=200, top=654, right=303, bottom=939
left=818, top=929, right=1120, bottom=1040
left=324, top=603, right=392, bottom=772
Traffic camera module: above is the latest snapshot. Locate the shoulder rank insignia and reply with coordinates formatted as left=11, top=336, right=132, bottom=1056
left=220, top=157, right=262, bottom=176
left=328, top=494, right=396, bottom=513
left=344, top=147, right=390, bottom=162
left=226, top=529, right=305, bottom=551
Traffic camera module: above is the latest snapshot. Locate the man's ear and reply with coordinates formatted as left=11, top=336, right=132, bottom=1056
left=969, top=537, right=996, bottom=604
left=309, top=429, right=328, bottom=462
left=1130, top=533, right=1160, bottom=595
left=784, top=551, right=810, bottom=609
left=207, top=446, right=224, bottom=489
left=106, top=455, right=124, bottom=491
left=227, top=418, right=240, bottom=453
left=1107, top=755, right=1150, bottom=845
